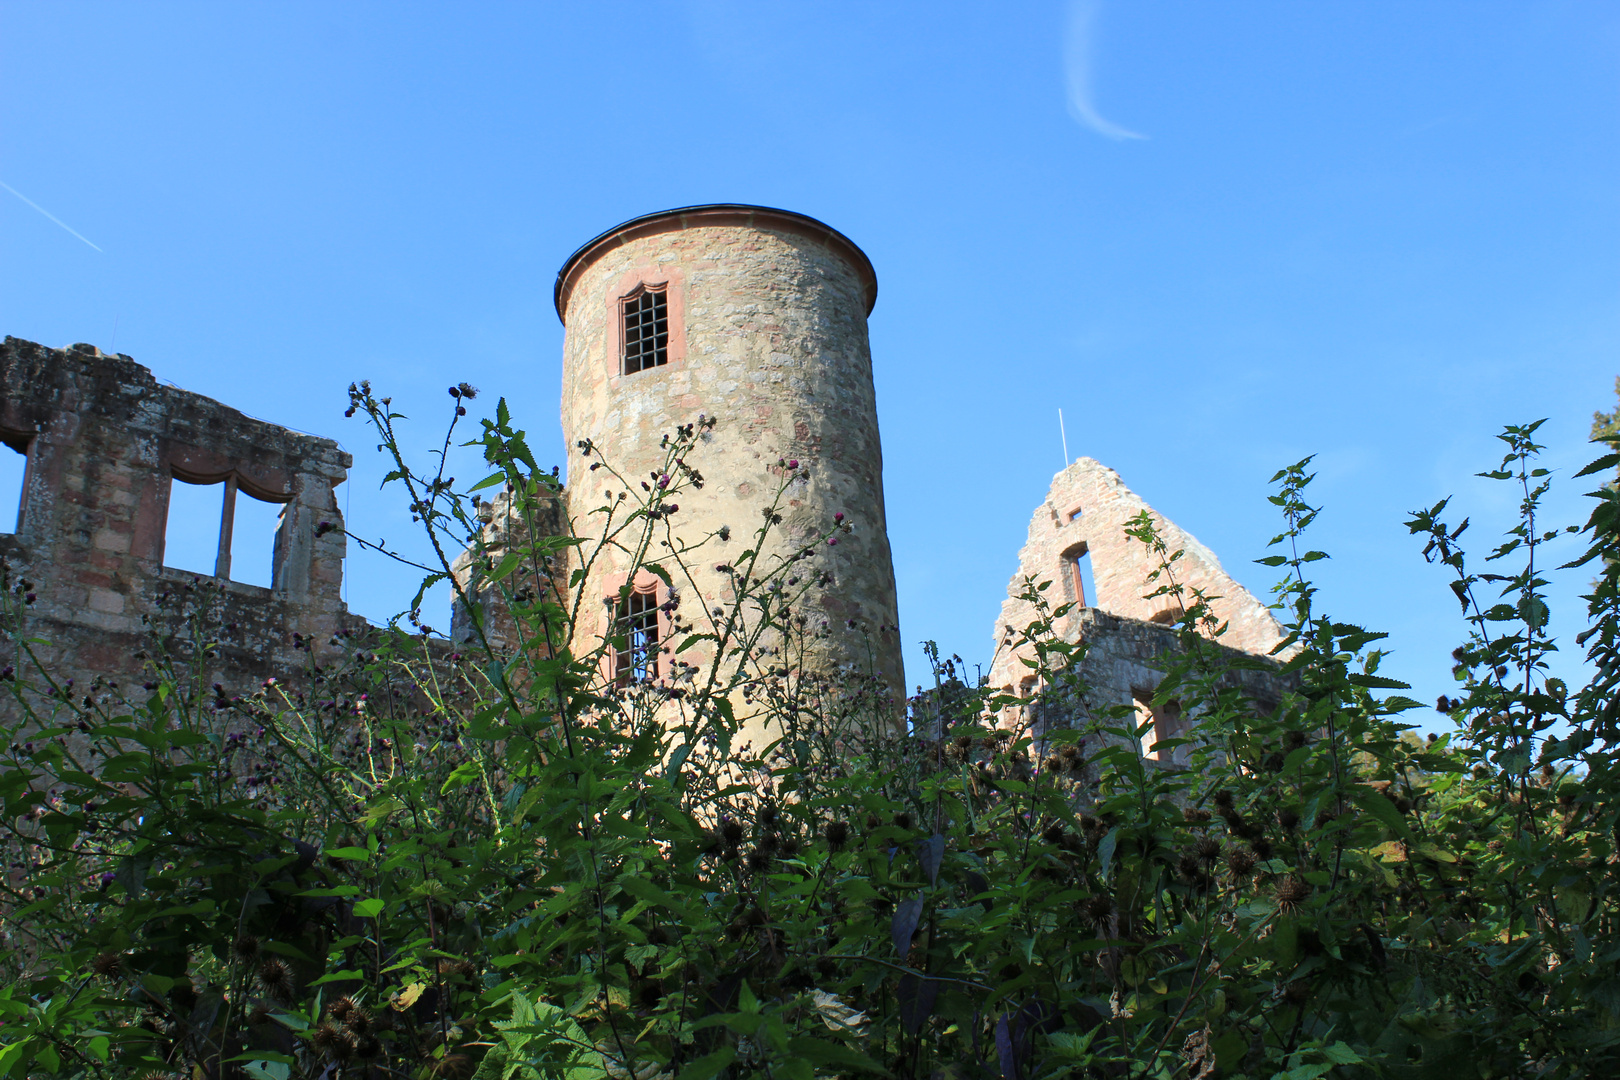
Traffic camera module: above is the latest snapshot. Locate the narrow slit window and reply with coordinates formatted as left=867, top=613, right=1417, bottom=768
left=1061, top=543, right=1094, bottom=609
left=0, top=436, right=28, bottom=533
left=614, top=588, right=660, bottom=684
left=622, top=288, right=669, bottom=375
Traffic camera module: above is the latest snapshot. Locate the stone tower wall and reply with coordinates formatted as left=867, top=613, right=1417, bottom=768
left=555, top=207, right=904, bottom=706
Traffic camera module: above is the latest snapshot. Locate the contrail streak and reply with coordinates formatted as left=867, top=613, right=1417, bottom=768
left=0, top=180, right=103, bottom=252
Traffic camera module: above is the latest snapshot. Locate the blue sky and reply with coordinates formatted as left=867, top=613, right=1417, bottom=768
left=2, top=1, right=1616, bottom=720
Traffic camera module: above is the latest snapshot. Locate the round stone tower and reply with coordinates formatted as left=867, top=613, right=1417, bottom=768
left=555, top=205, right=903, bottom=711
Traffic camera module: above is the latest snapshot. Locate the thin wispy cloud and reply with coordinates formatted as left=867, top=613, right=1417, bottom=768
left=1064, top=0, right=1147, bottom=141
left=0, top=180, right=103, bottom=252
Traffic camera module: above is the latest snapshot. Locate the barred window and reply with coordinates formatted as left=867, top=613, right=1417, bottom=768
left=622, top=287, right=669, bottom=375
left=615, top=588, right=660, bottom=684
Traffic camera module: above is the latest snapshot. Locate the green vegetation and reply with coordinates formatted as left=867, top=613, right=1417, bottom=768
left=1, top=389, right=1617, bottom=1079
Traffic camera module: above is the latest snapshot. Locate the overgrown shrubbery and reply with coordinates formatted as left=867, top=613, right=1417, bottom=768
left=1, top=391, right=1617, bottom=1079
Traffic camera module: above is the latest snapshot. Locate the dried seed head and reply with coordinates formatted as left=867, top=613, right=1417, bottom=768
left=1192, top=836, right=1222, bottom=862
left=327, top=996, right=357, bottom=1023
left=90, top=952, right=124, bottom=979
left=313, top=1023, right=354, bottom=1060
left=1227, top=849, right=1258, bottom=877
left=1183, top=807, right=1212, bottom=823
left=342, top=1005, right=373, bottom=1035
left=1212, top=790, right=1234, bottom=810
left=256, top=958, right=294, bottom=1000
left=1277, top=808, right=1300, bottom=831
left=893, top=811, right=914, bottom=830
left=1275, top=876, right=1311, bottom=914
left=825, top=820, right=849, bottom=852
left=233, top=934, right=260, bottom=961
left=1083, top=894, right=1115, bottom=926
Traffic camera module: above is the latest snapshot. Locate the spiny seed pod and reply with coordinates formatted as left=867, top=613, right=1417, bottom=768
left=327, top=996, right=357, bottom=1023
left=825, top=820, right=849, bottom=851
left=1275, top=876, right=1310, bottom=913
left=759, top=803, right=779, bottom=827
left=1227, top=849, right=1258, bottom=877
left=1083, top=894, right=1115, bottom=925
left=1193, top=836, right=1222, bottom=862
left=1278, top=809, right=1301, bottom=831
left=719, top=819, right=745, bottom=846
left=1183, top=808, right=1212, bottom=824
left=247, top=1004, right=272, bottom=1026
left=342, top=1005, right=373, bottom=1035
left=1044, top=755, right=1063, bottom=774
left=746, top=849, right=771, bottom=873
left=893, top=811, right=914, bottom=830
left=312, top=1023, right=354, bottom=1060
left=1212, top=789, right=1235, bottom=810
left=257, top=958, right=294, bottom=1000
left=90, top=952, right=124, bottom=979
left=1041, top=824, right=1066, bottom=845
left=233, top=934, right=260, bottom=961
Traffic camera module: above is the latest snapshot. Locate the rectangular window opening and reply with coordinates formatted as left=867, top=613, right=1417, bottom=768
left=230, top=492, right=286, bottom=589
left=0, top=438, right=27, bottom=533
left=1133, top=690, right=1182, bottom=761
left=615, top=589, right=660, bottom=684
left=164, top=473, right=288, bottom=586
left=622, top=289, right=669, bottom=375
left=164, top=477, right=227, bottom=576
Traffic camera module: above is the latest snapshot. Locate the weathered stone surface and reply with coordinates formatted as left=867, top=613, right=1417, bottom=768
left=989, top=458, right=1292, bottom=763
left=990, top=457, right=1284, bottom=692
left=554, top=207, right=905, bottom=708
left=0, top=337, right=360, bottom=702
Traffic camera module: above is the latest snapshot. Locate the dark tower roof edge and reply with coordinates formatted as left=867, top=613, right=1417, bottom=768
left=554, top=204, right=878, bottom=323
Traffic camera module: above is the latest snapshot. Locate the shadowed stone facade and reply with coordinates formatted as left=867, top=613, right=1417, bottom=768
left=0, top=337, right=360, bottom=703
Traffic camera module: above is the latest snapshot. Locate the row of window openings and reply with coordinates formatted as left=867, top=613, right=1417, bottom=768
left=0, top=443, right=286, bottom=589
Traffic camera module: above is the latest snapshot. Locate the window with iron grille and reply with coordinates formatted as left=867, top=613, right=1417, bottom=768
left=622, top=287, right=669, bottom=375
left=615, top=588, right=660, bottom=684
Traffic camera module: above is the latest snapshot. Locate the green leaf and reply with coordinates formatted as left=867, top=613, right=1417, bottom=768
left=1353, top=787, right=1412, bottom=840
left=323, top=846, right=372, bottom=862
left=441, top=760, right=482, bottom=794
left=353, top=898, right=385, bottom=918
left=676, top=1048, right=736, bottom=1080
left=784, top=1037, right=887, bottom=1073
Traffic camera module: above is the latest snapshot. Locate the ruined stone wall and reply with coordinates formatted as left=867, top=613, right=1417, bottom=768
left=990, top=457, right=1284, bottom=695
left=555, top=206, right=904, bottom=711
left=1022, top=609, right=1290, bottom=768
left=0, top=338, right=358, bottom=705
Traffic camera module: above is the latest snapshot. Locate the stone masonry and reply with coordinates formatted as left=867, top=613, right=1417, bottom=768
left=990, top=458, right=1290, bottom=761
left=552, top=206, right=905, bottom=710
left=0, top=337, right=359, bottom=704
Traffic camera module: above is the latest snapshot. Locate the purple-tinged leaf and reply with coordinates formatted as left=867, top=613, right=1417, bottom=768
left=996, top=1013, right=1019, bottom=1080
left=891, top=897, right=923, bottom=957
left=918, top=832, right=945, bottom=885
left=897, top=973, right=940, bottom=1035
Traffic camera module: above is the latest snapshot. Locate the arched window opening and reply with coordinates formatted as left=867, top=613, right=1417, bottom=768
left=163, top=473, right=290, bottom=586
left=1149, top=606, right=1182, bottom=626
left=0, top=433, right=28, bottom=533
left=1060, top=542, right=1094, bottom=610
left=614, top=586, right=661, bottom=685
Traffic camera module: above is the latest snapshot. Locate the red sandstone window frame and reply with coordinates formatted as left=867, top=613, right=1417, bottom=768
left=1060, top=542, right=1090, bottom=608
left=605, top=266, right=687, bottom=381
left=602, top=569, right=673, bottom=687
